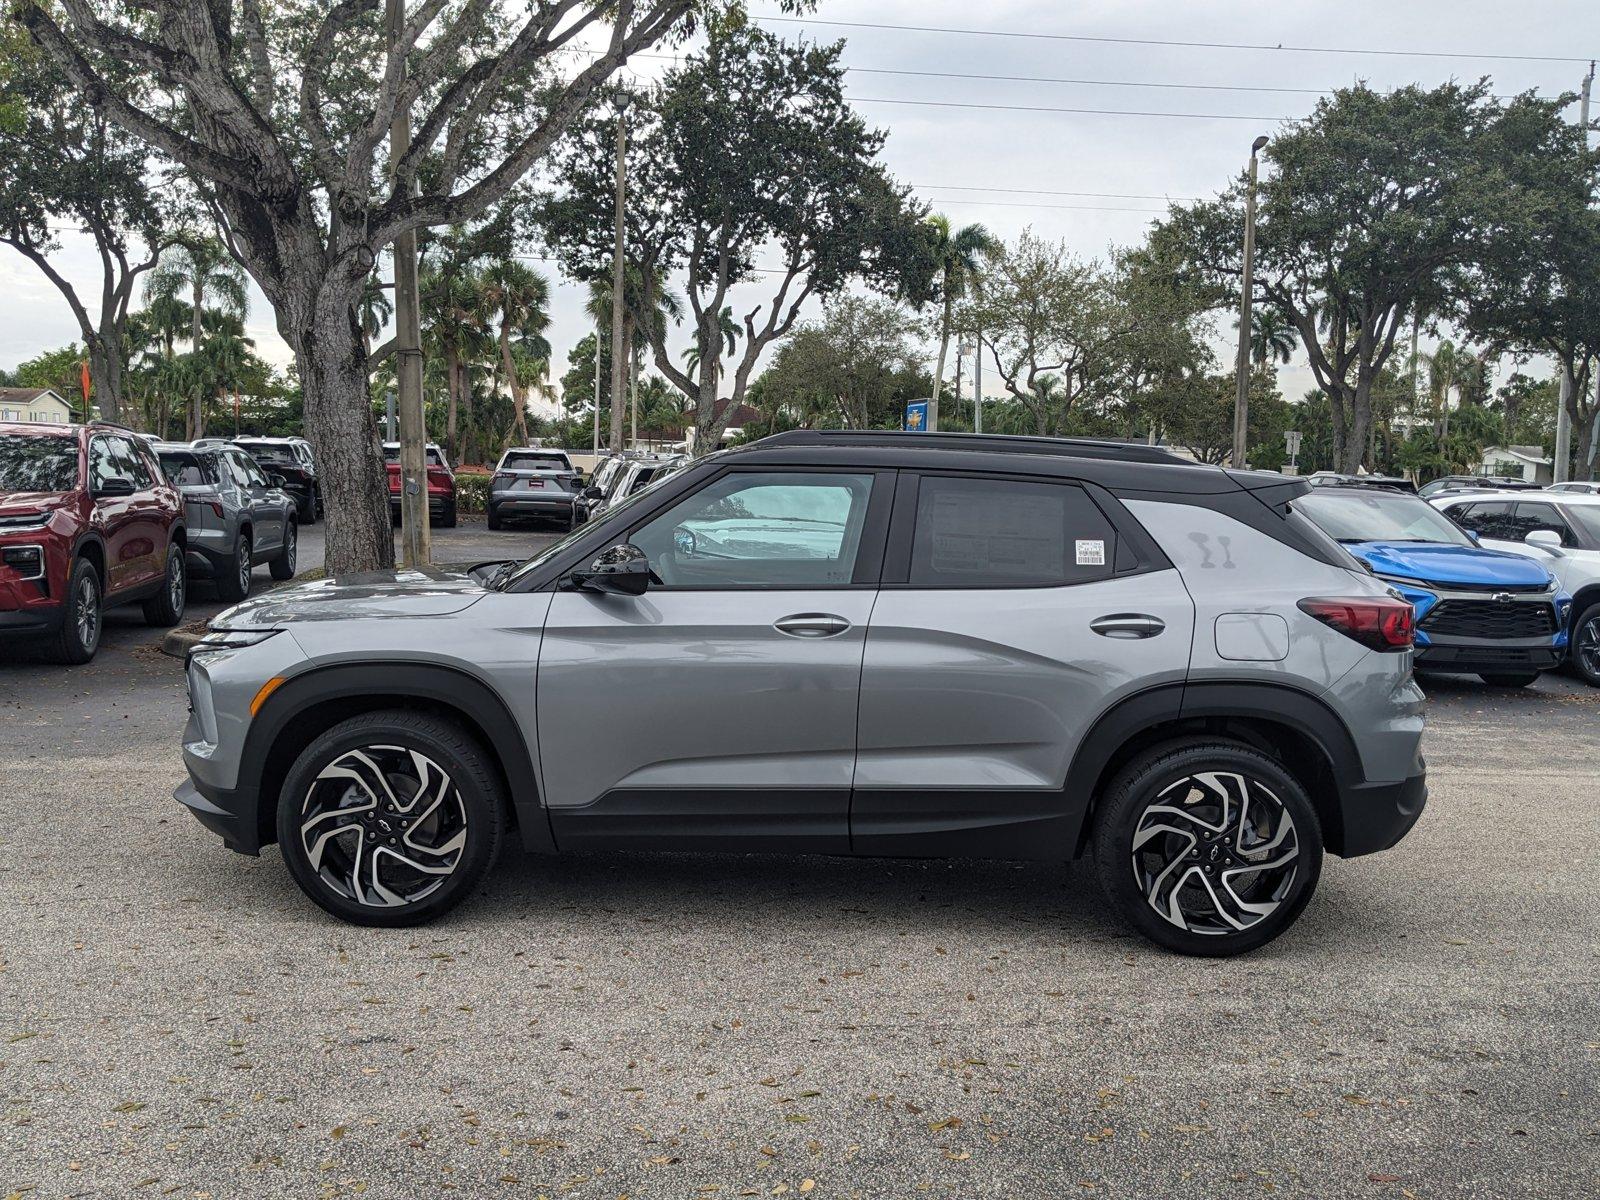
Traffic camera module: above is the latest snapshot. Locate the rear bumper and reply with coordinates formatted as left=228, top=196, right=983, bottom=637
left=490, top=491, right=576, bottom=515
left=1338, top=766, right=1428, bottom=857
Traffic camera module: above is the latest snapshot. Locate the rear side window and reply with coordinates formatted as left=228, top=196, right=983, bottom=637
left=908, top=475, right=1116, bottom=588
left=158, top=450, right=215, bottom=486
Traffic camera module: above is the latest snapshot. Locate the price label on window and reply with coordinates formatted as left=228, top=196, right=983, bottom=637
left=1075, top=539, right=1106, bottom=567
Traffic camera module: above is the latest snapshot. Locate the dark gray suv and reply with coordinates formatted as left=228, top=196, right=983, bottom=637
left=175, top=432, right=1427, bottom=955
left=155, top=442, right=297, bottom=601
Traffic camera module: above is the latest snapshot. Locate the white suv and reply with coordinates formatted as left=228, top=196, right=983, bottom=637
left=1432, top=490, right=1600, bottom=685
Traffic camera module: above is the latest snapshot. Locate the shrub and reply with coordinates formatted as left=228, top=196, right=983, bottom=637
left=454, top=470, right=492, bottom=514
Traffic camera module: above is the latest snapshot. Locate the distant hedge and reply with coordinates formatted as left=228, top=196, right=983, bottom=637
left=455, top=471, right=492, bottom=514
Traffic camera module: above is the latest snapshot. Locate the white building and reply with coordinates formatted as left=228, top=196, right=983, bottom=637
left=0, top=387, right=75, bottom=424
left=1478, top=445, right=1553, bottom=486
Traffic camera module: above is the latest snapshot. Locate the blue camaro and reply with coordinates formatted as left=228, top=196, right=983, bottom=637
left=1295, top=485, right=1570, bottom=687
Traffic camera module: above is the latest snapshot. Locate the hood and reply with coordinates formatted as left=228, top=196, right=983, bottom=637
left=0, top=491, right=72, bottom=515
left=212, top=564, right=489, bottom=628
left=1346, top=541, right=1554, bottom=589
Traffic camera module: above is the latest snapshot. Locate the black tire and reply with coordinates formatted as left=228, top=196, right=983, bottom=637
left=141, top=543, right=187, bottom=627
left=269, top=519, right=298, bottom=581
left=1479, top=672, right=1539, bottom=688
left=437, top=501, right=457, bottom=529
left=216, top=532, right=252, bottom=602
left=298, top=493, right=318, bottom=525
left=275, top=710, right=507, bottom=927
left=485, top=505, right=502, bottom=531
left=1092, top=740, right=1324, bottom=957
left=48, top=557, right=102, bottom=665
left=1567, top=601, right=1600, bottom=687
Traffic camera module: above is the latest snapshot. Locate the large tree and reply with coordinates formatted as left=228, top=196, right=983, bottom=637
left=0, top=25, right=177, bottom=424
left=539, top=23, right=934, bottom=454
left=1156, top=82, right=1549, bottom=473
left=9, top=0, right=800, bottom=572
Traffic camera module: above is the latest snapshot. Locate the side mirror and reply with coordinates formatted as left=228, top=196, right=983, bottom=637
left=95, top=477, right=136, bottom=498
left=1525, top=529, right=1565, bottom=555
left=1465, top=529, right=1481, bottom=544
left=572, top=543, right=657, bottom=597
left=583, top=485, right=604, bottom=500
left=268, top=473, right=287, bottom=488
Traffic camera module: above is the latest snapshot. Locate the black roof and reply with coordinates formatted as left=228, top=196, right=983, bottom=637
left=748, top=428, right=1197, bottom=466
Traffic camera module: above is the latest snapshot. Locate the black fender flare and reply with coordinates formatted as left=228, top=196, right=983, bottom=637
left=1063, top=680, right=1364, bottom=854
left=244, top=661, right=555, bottom=854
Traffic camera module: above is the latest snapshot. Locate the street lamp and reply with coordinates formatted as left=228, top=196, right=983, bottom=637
left=1232, top=134, right=1269, bottom=471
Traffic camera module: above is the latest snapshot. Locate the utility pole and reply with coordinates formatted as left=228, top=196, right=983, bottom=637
left=973, top=331, right=983, bottom=434
left=1554, top=60, right=1594, bottom=484
left=608, top=98, right=630, bottom=454
left=1232, top=135, right=1269, bottom=471
left=387, top=0, right=429, bottom=566
left=592, top=317, right=602, bottom=457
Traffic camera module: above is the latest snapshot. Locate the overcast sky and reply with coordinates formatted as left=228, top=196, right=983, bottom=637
left=2, top=0, right=1593, bottom=408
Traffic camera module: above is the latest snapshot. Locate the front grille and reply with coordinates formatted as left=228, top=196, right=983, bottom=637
left=1420, top=599, right=1556, bottom=640
left=1433, top=580, right=1550, bottom=595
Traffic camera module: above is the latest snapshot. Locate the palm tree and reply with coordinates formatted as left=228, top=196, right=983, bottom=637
left=199, top=311, right=256, bottom=434
left=420, top=264, right=485, bottom=462
left=356, top=273, right=394, bottom=360
left=925, top=215, right=998, bottom=432
left=1250, top=308, right=1298, bottom=367
left=145, top=238, right=248, bottom=438
left=587, top=271, right=684, bottom=446
left=479, top=260, right=552, bottom=447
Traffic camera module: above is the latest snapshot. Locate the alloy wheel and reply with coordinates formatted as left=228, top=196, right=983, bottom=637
left=1130, top=771, right=1301, bottom=936
left=75, top=574, right=99, bottom=652
left=1578, top=615, right=1600, bottom=680
left=298, top=745, right=469, bottom=908
left=167, top=553, right=185, bottom=614
left=238, top=550, right=251, bottom=595
left=284, top=523, right=297, bottom=573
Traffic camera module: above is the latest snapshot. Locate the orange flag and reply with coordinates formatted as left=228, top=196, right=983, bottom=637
left=79, top=360, right=92, bottom=413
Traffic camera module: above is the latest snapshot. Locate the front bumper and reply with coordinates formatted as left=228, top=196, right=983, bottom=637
left=0, top=602, right=65, bottom=636
left=1414, top=643, right=1563, bottom=673
left=174, top=776, right=260, bottom=855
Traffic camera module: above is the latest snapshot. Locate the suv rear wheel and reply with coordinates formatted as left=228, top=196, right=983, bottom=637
left=276, top=710, right=507, bottom=926
left=48, top=557, right=102, bottom=665
left=217, top=531, right=252, bottom=602
left=141, top=543, right=187, bottom=626
left=269, top=519, right=298, bottom=581
left=1093, top=741, right=1323, bottom=956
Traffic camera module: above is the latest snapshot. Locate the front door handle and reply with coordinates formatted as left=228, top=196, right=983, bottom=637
left=1090, top=613, right=1166, bottom=639
left=774, top=613, right=852, bottom=638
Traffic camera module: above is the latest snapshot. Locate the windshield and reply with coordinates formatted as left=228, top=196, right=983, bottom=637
left=502, top=451, right=570, bottom=471
left=384, top=446, right=445, bottom=466
left=1293, top=491, right=1474, bottom=547
left=237, top=442, right=297, bottom=465
left=1565, top=505, right=1600, bottom=543
left=0, top=435, right=79, bottom=493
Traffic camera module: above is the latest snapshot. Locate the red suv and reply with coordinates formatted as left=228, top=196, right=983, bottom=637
left=383, top=441, right=457, bottom=528
left=0, top=421, right=187, bottom=664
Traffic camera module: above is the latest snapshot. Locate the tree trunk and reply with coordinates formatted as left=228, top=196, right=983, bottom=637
left=500, top=323, right=528, bottom=447
left=290, top=290, right=393, bottom=575
left=445, top=346, right=460, bottom=461
left=929, top=290, right=953, bottom=432
left=86, top=334, right=124, bottom=425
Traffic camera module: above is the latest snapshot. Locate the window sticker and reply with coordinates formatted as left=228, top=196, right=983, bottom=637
left=1075, top=539, right=1106, bottom=567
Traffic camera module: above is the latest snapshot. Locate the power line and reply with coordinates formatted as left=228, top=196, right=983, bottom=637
left=852, top=96, right=1291, bottom=121
left=849, top=64, right=1331, bottom=96
left=926, top=198, right=1168, bottom=213
left=757, top=16, right=1595, bottom=64
left=914, top=183, right=1201, bottom=201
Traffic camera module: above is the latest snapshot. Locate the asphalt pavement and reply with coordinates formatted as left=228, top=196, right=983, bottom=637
left=0, top=529, right=1596, bottom=1198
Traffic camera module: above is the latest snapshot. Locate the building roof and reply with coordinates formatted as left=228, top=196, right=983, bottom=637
left=0, top=387, right=67, bottom=404
left=1482, top=445, right=1552, bottom=466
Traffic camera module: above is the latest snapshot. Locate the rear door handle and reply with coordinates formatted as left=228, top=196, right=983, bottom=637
left=1090, top=613, right=1166, bottom=639
left=774, top=613, right=852, bottom=638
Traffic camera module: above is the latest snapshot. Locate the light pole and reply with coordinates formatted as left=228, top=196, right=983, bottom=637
left=1232, top=134, right=1269, bottom=471
left=608, top=94, right=630, bottom=455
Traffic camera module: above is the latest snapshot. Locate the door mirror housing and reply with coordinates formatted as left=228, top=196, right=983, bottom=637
left=1464, top=529, right=1481, bottom=544
left=572, top=543, right=656, bottom=596
left=583, top=485, right=604, bottom=500
left=1525, top=528, right=1565, bottom=555
left=95, top=477, right=136, bottom=498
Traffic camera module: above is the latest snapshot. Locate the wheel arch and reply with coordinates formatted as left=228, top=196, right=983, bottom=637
left=1569, top=581, right=1600, bottom=631
left=242, top=662, right=554, bottom=856
left=1066, top=682, right=1361, bottom=858
left=72, top=532, right=107, bottom=586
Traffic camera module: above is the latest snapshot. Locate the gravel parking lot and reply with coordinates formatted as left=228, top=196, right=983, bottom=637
left=1, top=529, right=1596, bottom=1199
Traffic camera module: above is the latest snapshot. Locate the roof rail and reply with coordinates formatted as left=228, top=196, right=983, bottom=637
left=87, top=419, right=138, bottom=434
left=743, top=428, right=1200, bottom=466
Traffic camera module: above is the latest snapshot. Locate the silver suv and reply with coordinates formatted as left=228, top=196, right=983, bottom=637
left=174, top=432, right=1427, bottom=955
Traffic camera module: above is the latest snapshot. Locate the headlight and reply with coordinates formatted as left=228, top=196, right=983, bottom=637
left=191, top=628, right=282, bottom=655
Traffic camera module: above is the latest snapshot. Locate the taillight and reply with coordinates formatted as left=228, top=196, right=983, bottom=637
left=1297, top=596, right=1415, bottom=652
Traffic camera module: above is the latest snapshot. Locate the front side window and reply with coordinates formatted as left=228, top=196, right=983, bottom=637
left=1511, top=502, right=1576, bottom=546
left=908, top=475, right=1116, bottom=587
left=0, top=434, right=79, bottom=492
left=1563, top=504, right=1600, bottom=543
left=631, top=470, right=875, bottom=588
left=112, top=437, right=154, bottom=488
left=88, top=437, right=120, bottom=492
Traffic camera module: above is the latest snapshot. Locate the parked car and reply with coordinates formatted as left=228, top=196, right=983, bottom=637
left=1305, top=471, right=1417, bottom=493
left=1295, top=485, right=1569, bottom=687
left=574, top=453, right=631, bottom=524
left=487, top=447, right=583, bottom=530
left=154, top=442, right=298, bottom=601
left=383, top=442, right=456, bottom=527
left=1417, top=474, right=1543, bottom=500
left=587, top=455, right=685, bottom=519
left=1431, top=490, right=1600, bottom=686
left=0, top=420, right=186, bottom=663
left=233, top=436, right=320, bottom=524
left=1546, top=481, right=1600, bottom=495
left=177, top=429, right=1428, bottom=956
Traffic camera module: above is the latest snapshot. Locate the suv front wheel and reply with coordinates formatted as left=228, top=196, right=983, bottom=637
left=1093, top=741, right=1324, bottom=957
left=276, top=710, right=507, bottom=926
